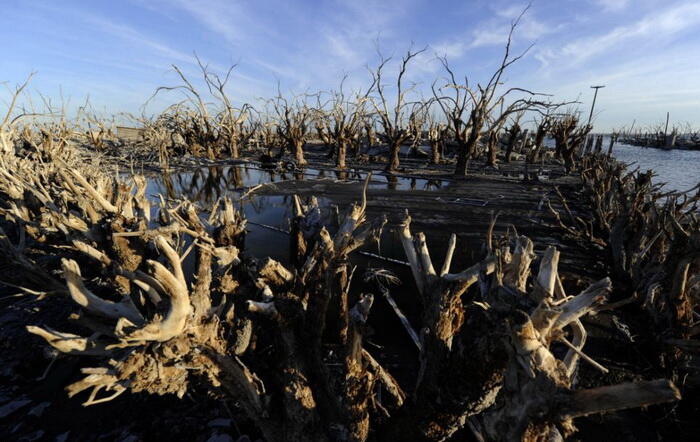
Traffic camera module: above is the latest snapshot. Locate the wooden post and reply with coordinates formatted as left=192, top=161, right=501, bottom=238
left=587, top=85, right=605, bottom=127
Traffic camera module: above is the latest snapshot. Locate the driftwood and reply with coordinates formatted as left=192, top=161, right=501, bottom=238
left=390, top=211, right=679, bottom=441
left=0, top=132, right=685, bottom=441
left=549, top=152, right=699, bottom=399
left=552, top=115, right=591, bottom=173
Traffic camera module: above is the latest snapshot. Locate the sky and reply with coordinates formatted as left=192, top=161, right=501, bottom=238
left=1, top=0, right=699, bottom=131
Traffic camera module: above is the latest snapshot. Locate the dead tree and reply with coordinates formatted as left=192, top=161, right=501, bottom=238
left=313, top=100, right=335, bottom=159
left=549, top=154, right=700, bottom=387
left=426, top=113, right=448, bottom=165
left=484, top=117, right=509, bottom=168
left=144, top=58, right=254, bottom=160
left=271, top=90, right=313, bottom=166
left=551, top=114, right=591, bottom=172
left=433, top=9, right=556, bottom=177
left=362, top=116, right=379, bottom=149
left=0, top=126, right=684, bottom=441
left=147, top=64, right=219, bottom=159
left=607, top=130, right=618, bottom=156
left=381, top=212, right=680, bottom=440
left=0, top=154, right=389, bottom=440
left=201, top=62, right=255, bottom=159
left=324, top=76, right=374, bottom=169
left=256, top=111, right=282, bottom=156
left=369, top=47, right=426, bottom=172
left=526, top=116, right=552, bottom=163
left=503, top=116, right=523, bottom=163
left=408, top=102, right=428, bottom=157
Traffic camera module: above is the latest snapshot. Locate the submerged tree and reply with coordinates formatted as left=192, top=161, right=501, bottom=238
left=202, top=64, right=256, bottom=159
left=0, top=139, right=681, bottom=441
left=369, top=46, right=426, bottom=172
left=146, top=59, right=254, bottom=160
left=426, top=112, right=448, bottom=165
left=526, top=115, right=552, bottom=163
left=552, top=114, right=591, bottom=172
left=433, top=7, right=558, bottom=176
left=271, top=89, right=313, bottom=166
left=503, top=114, right=523, bottom=163
left=323, top=76, right=375, bottom=169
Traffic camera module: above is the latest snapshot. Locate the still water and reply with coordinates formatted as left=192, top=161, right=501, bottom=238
left=147, top=165, right=433, bottom=369
left=144, top=143, right=698, bottom=265
left=145, top=165, right=452, bottom=264
left=612, top=143, right=700, bottom=193
left=141, top=146, right=697, bottom=371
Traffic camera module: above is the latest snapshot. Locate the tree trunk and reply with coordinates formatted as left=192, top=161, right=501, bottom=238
left=430, top=140, right=440, bottom=165
left=228, top=138, right=239, bottom=159
left=504, top=126, right=520, bottom=163
left=365, top=125, right=377, bottom=148
left=561, top=142, right=576, bottom=172
left=386, top=140, right=401, bottom=172
left=294, top=139, right=306, bottom=166
left=454, top=138, right=476, bottom=177
left=486, top=132, right=499, bottom=167
left=607, top=134, right=617, bottom=156
left=276, top=143, right=286, bottom=159
left=454, top=150, right=468, bottom=177
left=337, top=139, right=347, bottom=169
left=528, top=126, right=547, bottom=163
left=353, top=139, right=362, bottom=159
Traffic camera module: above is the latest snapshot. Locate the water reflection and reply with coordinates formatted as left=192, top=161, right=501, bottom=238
left=148, top=164, right=453, bottom=205
left=386, top=174, right=398, bottom=190
left=146, top=164, right=458, bottom=269
left=144, top=164, right=515, bottom=368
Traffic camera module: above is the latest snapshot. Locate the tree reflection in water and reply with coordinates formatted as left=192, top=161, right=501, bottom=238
left=154, top=164, right=445, bottom=210
left=386, top=174, right=398, bottom=190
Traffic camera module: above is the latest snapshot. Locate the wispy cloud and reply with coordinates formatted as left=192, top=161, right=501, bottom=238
left=592, top=0, right=630, bottom=12
left=80, top=14, right=196, bottom=66
left=545, top=2, right=700, bottom=66
left=3, top=0, right=700, bottom=130
left=167, top=0, right=245, bottom=44
left=431, top=5, right=556, bottom=61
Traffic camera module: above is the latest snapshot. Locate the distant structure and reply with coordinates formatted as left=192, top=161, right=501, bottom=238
left=587, top=85, right=605, bottom=127
left=116, top=126, right=144, bottom=141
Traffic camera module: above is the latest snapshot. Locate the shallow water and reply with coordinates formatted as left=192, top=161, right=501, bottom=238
left=542, top=136, right=699, bottom=193
left=144, top=152, right=685, bottom=372
left=144, top=145, right=698, bottom=267
left=144, top=164, right=469, bottom=366
left=612, top=143, right=700, bottom=193
left=145, top=165, right=458, bottom=264
left=138, top=149, right=698, bottom=385
left=145, top=164, right=454, bottom=201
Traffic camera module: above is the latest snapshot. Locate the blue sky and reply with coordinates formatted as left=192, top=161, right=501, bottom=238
left=2, top=0, right=699, bottom=131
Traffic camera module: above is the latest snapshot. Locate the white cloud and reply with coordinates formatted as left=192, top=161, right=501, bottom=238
left=432, top=41, right=467, bottom=58
left=523, top=39, right=700, bottom=131
left=540, top=2, right=700, bottom=67
left=168, top=0, right=243, bottom=44
left=81, top=15, right=194, bottom=65
left=430, top=3, right=556, bottom=62
left=592, top=0, right=631, bottom=12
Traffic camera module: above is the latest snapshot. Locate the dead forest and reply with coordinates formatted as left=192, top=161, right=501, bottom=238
left=0, top=24, right=699, bottom=442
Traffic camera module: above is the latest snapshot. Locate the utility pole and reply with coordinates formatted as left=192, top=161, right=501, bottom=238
left=587, top=85, right=605, bottom=127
